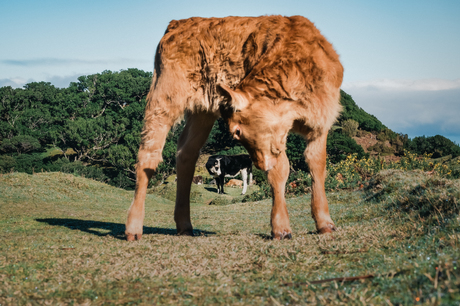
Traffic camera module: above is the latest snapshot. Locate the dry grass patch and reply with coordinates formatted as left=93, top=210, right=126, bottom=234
left=1, top=171, right=459, bottom=305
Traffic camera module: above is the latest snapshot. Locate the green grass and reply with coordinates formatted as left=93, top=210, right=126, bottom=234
left=149, top=180, right=260, bottom=206
left=0, top=170, right=459, bottom=305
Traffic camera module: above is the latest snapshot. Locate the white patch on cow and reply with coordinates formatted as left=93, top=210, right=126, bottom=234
left=241, top=168, right=248, bottom=195
left=209, top=158, right=222, bottom=176
left=224, top=169, right=241, bottom=178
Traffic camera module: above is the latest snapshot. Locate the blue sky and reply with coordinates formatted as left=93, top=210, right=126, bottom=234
left=1, top=0, right=459, bottom=143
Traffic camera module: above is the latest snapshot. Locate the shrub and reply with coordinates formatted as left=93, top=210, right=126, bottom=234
left=286, top=133, right=308, bottom=172
left=217, top=146, right=247, bottom=155
left=285, top=150, right=459, bottom=193
left=285, top=170, right=312, bottom=197
left=242, top=167, right=271, bottom=202
left=376, top=132, right=387, bottom=142
left=241, top=182, right=270, bottom=202
left=341, top=119, right=359, bottom=137
left=9, top=153, right=47, bottom=174
left=356, top=130, right=369, bottom=137
left=1, top=135, right=41, bottom=154
left=327, top=130, right=368, bottom=163
left=54, top=159, right=110, bottom=183
left=0, top=155, right=16, bottom=172
left=368, top=143, right=395, bottom=155
left=405, top=135, right=460, bottom=158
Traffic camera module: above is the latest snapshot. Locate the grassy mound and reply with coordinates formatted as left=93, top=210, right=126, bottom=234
left=149, top=181, right=260, bottom=206
left=0, top=171, right=459, bottom=305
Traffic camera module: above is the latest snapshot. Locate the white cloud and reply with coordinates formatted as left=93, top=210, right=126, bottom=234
left=342, top=79, right=460, bottom=143
left=0, top=77, right=31, bottom=88
left=1, top=58, right=150, bottom=67
left=46, top=74, right=83, bottom=88
left=343, top=78, right=460, bottom=92
left=0, top=75, right=78, bottom=89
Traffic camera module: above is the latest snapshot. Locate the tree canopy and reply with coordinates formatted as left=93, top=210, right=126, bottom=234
left=1, top=69, right=456, bottom=189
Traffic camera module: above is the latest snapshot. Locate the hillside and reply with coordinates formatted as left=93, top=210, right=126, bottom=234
left=334, top=91, right=460, bottom=164
left=1, top=171, right=459, bottom=304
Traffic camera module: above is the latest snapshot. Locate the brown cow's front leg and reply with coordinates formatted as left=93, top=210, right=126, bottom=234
left=175, top=112, right=217, bottom=235
left=267, top=151, right=292, bottom=240
left=305, top=131, right=336, bottom=234
left=126, top=120, right=172, bottom=241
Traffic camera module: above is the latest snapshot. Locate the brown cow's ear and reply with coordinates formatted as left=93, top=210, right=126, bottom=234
left=217, top=84, right=249, bottom=111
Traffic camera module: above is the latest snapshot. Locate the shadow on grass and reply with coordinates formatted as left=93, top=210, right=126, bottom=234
left=35, top=218, right=216, bottom=240
left=254, top=233, right=272, bottom=240
left=204, top=187, right=218, bottom=193
left=254, top=231, right=318, bottom=241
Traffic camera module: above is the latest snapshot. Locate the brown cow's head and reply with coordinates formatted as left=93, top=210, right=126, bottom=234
left=218, top=84, right=296, bottom=171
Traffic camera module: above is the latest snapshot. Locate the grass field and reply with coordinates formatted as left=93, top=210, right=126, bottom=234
left=1, top=170, right=459, bottom=305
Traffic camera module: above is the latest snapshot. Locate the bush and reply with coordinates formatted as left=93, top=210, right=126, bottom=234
left=356, top=130, right=369, bottom=137
left=9, top=153, right=47, bottom=173
left=368, top=143, right=395, bottom=155
left=327, top=130, right=368, bottom=163
left=1, top=135, right=41, bottom=154
left=242, top=182, right=270, bottom=202
left=242, top=167, right=271, bottom=202
left=54, top=158, right=109, bottom=183
left=0, top=155, right=16, bottom=172
left=405, top=135, right=460, bottom=158
left=341, top=119, right=359, bottom=137
left=286, top=133, right=308, bottom=172
left=217, top=146, right=247, bottom=155
left=286, top=170, right=312, bottom=197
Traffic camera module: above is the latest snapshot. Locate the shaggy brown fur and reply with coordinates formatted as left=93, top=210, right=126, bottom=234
left=126, top=15, right=343, bottom=241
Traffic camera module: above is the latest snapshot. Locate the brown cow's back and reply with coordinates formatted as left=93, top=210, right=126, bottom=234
left=150, top=16, right=343, bottom=115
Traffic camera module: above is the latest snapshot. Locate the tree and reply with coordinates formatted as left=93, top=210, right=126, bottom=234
left=405, top=135, right=460, bottom=158
left=286, top=133, right=308, bottom=172
left=204, top=118, right=242, bottom=153
left=0, top=70, right=392, bottom=189
left=1, top=135, right=41, bottom=155
left=60, top=116, right=127, bottom=161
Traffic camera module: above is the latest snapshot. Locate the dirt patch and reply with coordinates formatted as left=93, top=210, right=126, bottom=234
left=353, top=133, right=378, bottom=153
left=354, top=132, right=401, bottom=163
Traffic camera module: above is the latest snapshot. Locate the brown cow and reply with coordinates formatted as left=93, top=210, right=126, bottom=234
left=126, top=15, right=343, bottom=240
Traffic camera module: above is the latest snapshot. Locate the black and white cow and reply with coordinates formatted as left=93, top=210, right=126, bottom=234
left=206, top=154, right=253, bottom=195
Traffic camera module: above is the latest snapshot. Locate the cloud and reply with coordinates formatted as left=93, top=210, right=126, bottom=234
left=1, top=58, right=150, bottom=67
left=0, top=77, right=30, bottom=88
left=46, top=74, right=83, bottom=88
left=0, top=75, right=80, bottom=89
left=342, top=79, right=460, bottom=143
left=343, top=78, right=460, bottom=92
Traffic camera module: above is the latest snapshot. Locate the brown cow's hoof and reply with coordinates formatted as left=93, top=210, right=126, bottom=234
left=272, top=231, right=292, bottom=240
left=126, top=233, right=142, bottom=241
left=318, top=224, right=337, bottom=234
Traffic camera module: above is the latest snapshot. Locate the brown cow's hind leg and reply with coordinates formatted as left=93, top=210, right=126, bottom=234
left=267, top=151, right=292, bottom=240
left=305, top=131, right=336, bottom=234
left=174, top=112, right=217, bottom=235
